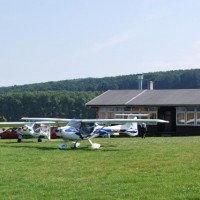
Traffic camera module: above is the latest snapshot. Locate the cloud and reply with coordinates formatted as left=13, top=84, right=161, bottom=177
left=85, top=31, right=135, bottom=55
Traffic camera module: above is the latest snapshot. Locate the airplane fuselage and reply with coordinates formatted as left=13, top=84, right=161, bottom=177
left=56, top=123, right=138, bottom=141
left=17, top=125, right=50, bottom=139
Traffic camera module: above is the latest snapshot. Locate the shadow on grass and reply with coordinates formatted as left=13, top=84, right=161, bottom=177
left=1, top=140, right=125, bottom=152
left=5, top=141, right=35, bottom=144
left=1, top=144, right=57, bottom=150
left=4, top=144, right=122, bottom=152
left=73, top=146, right=121, bottom=152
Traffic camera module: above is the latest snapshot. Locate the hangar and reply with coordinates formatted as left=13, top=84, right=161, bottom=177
left=86, top=88, right=200, bottom=136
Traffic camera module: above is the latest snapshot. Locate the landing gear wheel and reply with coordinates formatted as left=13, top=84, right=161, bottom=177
left=38, top=137, right=42, bottom=142
left=70, top=142, right=80, bottom=149
left=17, top=135, right=22, bottom=143
left=58, top=143, right=67, bottom=150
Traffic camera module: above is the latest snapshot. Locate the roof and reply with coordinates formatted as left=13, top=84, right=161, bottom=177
left=86, top=89, right=200, bottom=106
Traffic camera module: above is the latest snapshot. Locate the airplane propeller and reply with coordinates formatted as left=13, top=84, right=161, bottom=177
left=22, top=126, right=28, bottom=131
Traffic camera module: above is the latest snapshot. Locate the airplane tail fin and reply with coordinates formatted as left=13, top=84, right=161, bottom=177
left=123, top=116, right=138, bottom=137
left=46, top=126, right=51, bottom=140
left=40, top=125, right=51, bottom=140
left=115, top=114, right=146, bottom=137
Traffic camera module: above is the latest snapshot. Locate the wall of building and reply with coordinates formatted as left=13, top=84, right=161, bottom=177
left=95, top=105, right=200, bottom=136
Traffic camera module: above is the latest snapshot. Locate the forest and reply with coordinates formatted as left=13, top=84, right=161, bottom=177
left=0, top=69, right=200, bottom=121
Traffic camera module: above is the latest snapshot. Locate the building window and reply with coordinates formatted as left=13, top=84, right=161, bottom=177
left=177, top=107, right=186, bottom=112
left=149, top=112, right=157, bottom=119
left=177, top=113, right=185, bottom=125
left=186, top=107, right=195, bottom=111
left=99, top=112, right=107, bottom=119
left=124, top=107, right=131, bottom=111
left=176, top=107, right=199, bottom=126
left=132, top=107, right=149, bottom=112
left=115, top=107, right=123, bottom=111
left=97, top=106, right=158, bottom=124
left=149, top=107, right=157, bottom=111
left=186, top=113, right=195, bottom=125
left=108, top=112, right=114, bottom=119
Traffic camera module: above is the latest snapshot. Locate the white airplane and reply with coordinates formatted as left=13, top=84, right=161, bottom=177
left=0, top=121, right=52, bottom=142
left=21, top=115, right=169, bottom=149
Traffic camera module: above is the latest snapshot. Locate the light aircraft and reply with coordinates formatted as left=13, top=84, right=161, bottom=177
left=21, top=115, right=169, bottom=150
left=0, top=121, right=53, bottom=142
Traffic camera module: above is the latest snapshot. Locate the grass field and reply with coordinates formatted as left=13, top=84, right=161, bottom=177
left=0, top=137, right=200, bottom=200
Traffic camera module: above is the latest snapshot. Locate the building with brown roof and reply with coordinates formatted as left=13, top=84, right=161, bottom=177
left=86, top=89, right=200, bottom=136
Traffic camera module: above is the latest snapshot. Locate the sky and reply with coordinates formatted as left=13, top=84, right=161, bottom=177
left=1, top=0, right=200, bottom=87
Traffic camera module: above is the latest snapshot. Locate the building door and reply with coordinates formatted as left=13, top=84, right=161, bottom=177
left=158, top=107, right=176, bottom=133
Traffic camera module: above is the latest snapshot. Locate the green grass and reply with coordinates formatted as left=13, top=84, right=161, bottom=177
left=0, top=137, right=200, bottom=200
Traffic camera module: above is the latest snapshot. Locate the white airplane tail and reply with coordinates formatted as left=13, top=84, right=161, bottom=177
left=39, top=125, right=51, bottom=140
left=122, top=116, right=138, bottom=136
left=46, top=126, right=51, bottom=140
left=115, top=114, right=149, bottom=137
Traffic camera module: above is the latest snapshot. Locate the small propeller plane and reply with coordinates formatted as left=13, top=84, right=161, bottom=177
left=0, top=121, right=53, bottom=142
left=21, top=115, right=169, bottom=149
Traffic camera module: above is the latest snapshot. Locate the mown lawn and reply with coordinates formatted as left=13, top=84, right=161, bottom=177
left=0, top=137, right=200, bottom=200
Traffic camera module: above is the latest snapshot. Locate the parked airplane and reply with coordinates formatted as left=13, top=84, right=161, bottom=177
left=0, top=121, right=52, bottom=142
left=21, top=115, right=169, bottom=149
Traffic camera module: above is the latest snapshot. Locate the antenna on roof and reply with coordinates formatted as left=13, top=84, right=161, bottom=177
left=137, top=74, right=143, bottom=90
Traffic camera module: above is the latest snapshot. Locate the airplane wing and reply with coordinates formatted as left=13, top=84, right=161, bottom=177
left=0, top=121, right=58, bottom=128
left=21, top=117, right=70, bottom=123
left=21, top=117, right=169, bottom=124
left=21, top=117, right=69, bottom=125
left=81, top=119, right=169, bottom=124
left=0, top=122, right=26, bottom=128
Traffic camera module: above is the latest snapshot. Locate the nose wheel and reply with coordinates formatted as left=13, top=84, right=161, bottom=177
left=70, top=142, right=80, bottom=149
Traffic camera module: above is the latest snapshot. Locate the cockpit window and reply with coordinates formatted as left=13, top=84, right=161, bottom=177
left=80, top=123, right=95, bottom=134
left=67, top=120, right=81, bottom=129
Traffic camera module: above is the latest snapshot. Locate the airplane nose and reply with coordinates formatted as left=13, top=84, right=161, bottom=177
left=22, top=126, right=28, bottom=131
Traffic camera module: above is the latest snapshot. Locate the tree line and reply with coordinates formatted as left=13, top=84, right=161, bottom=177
left=0, top=91, right=100, bottom=121
left=0, top=69, right=200, bottom=94
left=0, top=68, right=200, bottom=121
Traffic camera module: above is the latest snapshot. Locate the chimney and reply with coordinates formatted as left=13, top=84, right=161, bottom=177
left=137, top=74, right=143, bottom=90
left=148, top=81, right=154, bottom=90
